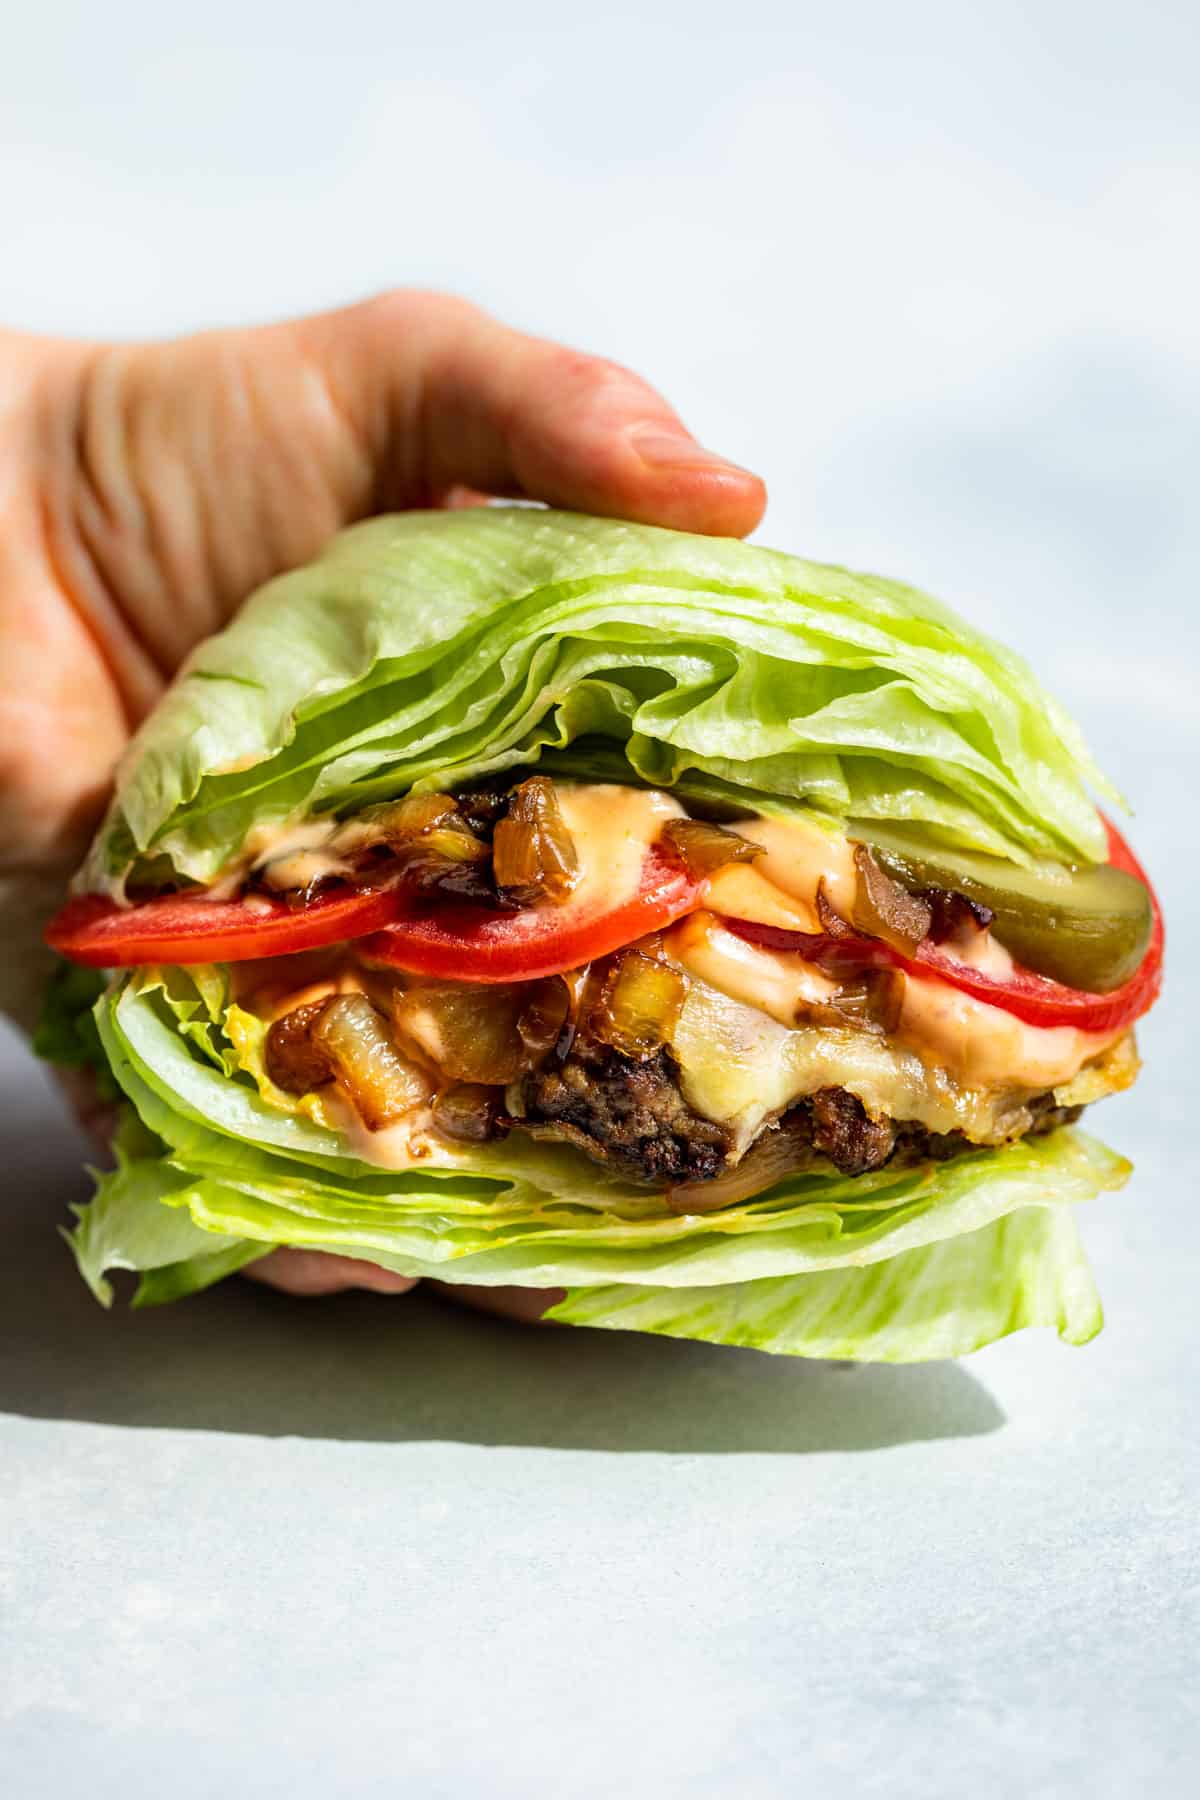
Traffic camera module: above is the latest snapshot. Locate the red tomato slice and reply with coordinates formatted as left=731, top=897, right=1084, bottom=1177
left=729, top=819, right=1163, bottom=1035
left=360, top=847, right=703, bottom=983
left=44, top=884, right=404, bottom=968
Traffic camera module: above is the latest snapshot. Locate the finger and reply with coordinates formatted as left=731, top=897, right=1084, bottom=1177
left=244, top=1248, right=419, bottom=1298
left=308, top=290, right=768, bottom=538
left=435, top=483, right=495, bottom=511
left=428, top=1280, right=564, bottom=1325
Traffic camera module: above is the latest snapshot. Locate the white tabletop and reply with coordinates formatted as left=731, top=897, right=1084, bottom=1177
left=2, top=6, right=1198, bottom=1794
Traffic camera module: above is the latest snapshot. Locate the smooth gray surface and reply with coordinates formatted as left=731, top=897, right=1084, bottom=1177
left=3, top=5, right=1199, bottom=1795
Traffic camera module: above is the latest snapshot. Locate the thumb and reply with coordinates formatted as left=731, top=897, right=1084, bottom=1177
left=311, top=290, right=767, bottom=538
left=55, top=291, right=767, bottom=691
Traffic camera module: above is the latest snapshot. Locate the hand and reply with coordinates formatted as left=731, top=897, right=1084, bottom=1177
left=0, top=289, right=766, bottom=1305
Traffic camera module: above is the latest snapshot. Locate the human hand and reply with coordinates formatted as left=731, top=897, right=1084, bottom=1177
left=0, top=289, right=765, bottom=1303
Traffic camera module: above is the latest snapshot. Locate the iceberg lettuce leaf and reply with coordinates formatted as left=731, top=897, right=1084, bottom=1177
left=66, top=1140, right=1105, bottom=1358
left=65, top=1145, right=265, bottom=1308
left=82, top=509, right=1114, bottom=893
left=546, top=1206, right=1103, bottom=1360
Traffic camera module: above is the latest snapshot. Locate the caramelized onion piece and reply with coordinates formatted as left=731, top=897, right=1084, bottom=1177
left=795, top=967, right=907, bottom=1036
left=330, top=795, right=498, bottom=901
left=314, top=994, right=430, bottom=1130
left=851, top=843, right=932, bottom=954
left=517, top=976, right=572, bottom=1061
left=390, top=821, right=497, bottom=905
left=455, top=790, right=509, bottom=838
left=422, top=822, right=490, bottom=863
left=864, top=967, right=906, bottom=1035
left=493, top=777, right=579, bottom=906
left=258, top=851, right=354, bottom=898
left=542, top=963, right=592, bottom=1064
left=394, top=977, right=570, bottom=1086
left=361, top=793, right=460, bottom=842
left=587, top=950, right=689, bottom=1062
left=264, top=1001, right=335, bottom=1093
left=432, top=1083, right=504, bottom=1143
left=816, top=881, right=856, bottom=939
left=667, top=1116, right=812, bottom=1214
left=661, top=817, right=761, bottom=880
left=395, top=984, right=526, bottom=1084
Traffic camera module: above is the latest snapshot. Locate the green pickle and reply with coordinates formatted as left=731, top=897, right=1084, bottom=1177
left=856, top=825, right=1152, bottom=995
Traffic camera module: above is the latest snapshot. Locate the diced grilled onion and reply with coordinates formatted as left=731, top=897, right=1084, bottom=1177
left=313, top=993, right=431, bottom=1130
left=661, top=817, right=762, bottom=880
left=493, top=777, right=579, bottom=906
left=587, top=949, right=689, bottom=1062
left=389, top=822, right=496, bottom=904
left=923, top=888, right=994, bottom=943
left=357, top=793, right=460, bottom=842
left=264, top=1001, right=336, bottom=1093
left=815, top=881, right=856, bottom=939
left=393, top=977, right=570, bottom=1086
left=794, top=967, right=907, bottom=1035
left=851, top=843, right=932, bottom=954
left=432, top=1083, right=503, bottom=1143
left=666, top=1114, right=812, bottom=1214
left=516, top=976, right=572, bottom=1060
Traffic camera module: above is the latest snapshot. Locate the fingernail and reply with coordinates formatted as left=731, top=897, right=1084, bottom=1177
left=631, top=429, right=746, bottom=472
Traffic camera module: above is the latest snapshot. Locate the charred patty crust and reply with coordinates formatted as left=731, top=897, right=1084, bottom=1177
left=514, top=1040, right=1084, bottom=1188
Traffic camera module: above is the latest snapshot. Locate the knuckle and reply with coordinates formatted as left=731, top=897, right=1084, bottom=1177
left=355, top=287, right=485, bottom=339
left=548, top=349, right=647, bottom=406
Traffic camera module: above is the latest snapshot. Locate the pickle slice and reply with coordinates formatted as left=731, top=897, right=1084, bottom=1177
left=855, top=824, right=1152, bottom=994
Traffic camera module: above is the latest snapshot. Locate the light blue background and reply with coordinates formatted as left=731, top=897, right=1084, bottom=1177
left=2, top=4, right=1197, bottom=1794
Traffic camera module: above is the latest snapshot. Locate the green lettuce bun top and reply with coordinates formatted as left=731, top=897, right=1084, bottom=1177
left=82, top=507, right=1116, bottom=896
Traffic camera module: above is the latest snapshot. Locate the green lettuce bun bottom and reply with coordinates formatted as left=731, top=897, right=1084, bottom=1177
left=49, top=963, right=1126, bottom=1362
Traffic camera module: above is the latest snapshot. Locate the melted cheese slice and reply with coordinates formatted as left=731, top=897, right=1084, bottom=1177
left=669, top=977, right=1006, bottom=1153
left=663, top=908, right=1123, bottom=1152
left=668, top=972, right=1127, bottom=1158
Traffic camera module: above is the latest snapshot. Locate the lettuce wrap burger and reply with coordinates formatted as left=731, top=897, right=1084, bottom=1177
left=39, top=508, right=1163, bottom=1360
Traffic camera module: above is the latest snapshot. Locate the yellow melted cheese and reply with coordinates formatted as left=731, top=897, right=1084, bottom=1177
left=668, top=971, right=1126, bottom=1157
left=662, top=850, right=1123, bottom=1149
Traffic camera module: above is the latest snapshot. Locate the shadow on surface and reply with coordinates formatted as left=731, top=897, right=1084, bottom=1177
left=0, top=1039, right=1005, bottom=1454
